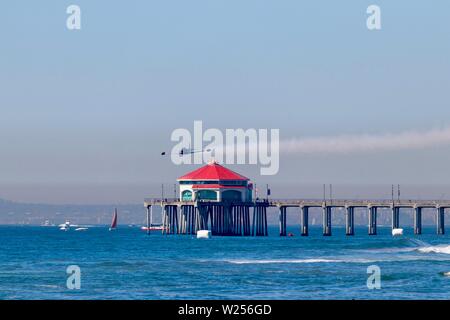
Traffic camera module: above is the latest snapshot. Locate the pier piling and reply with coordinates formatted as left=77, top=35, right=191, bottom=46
left=253, top=204, right=268, bottom=236
left=146, top=205, right=151, bottom=235
left=245, top=206, right=251, bottom=236
left=437, top=207, right=445, bottom=235
left=392, top=207, right=400, bottom=230
left=414, top=207, right=422, bottom=235
left=345, top=206, right=354, bottom=236
left=323, top=206, right=332, bottom=236
left=253, top=205, right=268, bottom=236
left=301, top=206, right=309, bottom=236
left=279, top=207, right=287, bottom=236
left=368, top=206, right=377, bottom=235
left=162, top=205, right=179, bottom=235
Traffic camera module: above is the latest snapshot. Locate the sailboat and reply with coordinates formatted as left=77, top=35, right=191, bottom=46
left=109, top=208, right=118, bottom=231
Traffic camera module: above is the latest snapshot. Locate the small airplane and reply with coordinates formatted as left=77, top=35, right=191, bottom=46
left=161, top=148, right=212, bottom=156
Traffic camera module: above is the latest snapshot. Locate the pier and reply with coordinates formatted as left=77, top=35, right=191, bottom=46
left=144, top=198, right=449, bottom=237
left=146, top=162, right=448, bottom=237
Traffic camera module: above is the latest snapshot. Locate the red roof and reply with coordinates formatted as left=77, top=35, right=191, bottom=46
left=178, top=162, right=249, bottom=181
left=192, top=184, right=246, bottom=189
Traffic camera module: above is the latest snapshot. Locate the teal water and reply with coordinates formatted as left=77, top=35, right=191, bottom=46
left=0, top=225, right=449, bottom=300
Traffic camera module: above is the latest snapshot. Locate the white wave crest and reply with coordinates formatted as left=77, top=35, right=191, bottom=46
left=225, top=258, right=375, bottom=265
left=417, top=245, right=450, bottom=255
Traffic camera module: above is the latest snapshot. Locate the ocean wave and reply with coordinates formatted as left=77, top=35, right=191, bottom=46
left=224, top=258, right=375, bottom=264
left=35, top=284, right=60, bottom=289
left=407, top=239, right=430, bottom=247
left=366, top=239, right=450, bottom=256
left=358, top=247, right=417, bottom=254
left=355, top=239, right=431, bottom=255
left=94, top=261, right=149, bottom=268
left=417, top=245, right=450, bottom=255
left=222, top=254, right=450, bottom=265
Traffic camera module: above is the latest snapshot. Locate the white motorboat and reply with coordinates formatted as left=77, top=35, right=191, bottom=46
left=59, top=221, right=71, bottom=231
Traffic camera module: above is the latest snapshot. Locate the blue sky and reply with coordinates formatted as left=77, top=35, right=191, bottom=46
left=1, top=1, right=450, bottom=203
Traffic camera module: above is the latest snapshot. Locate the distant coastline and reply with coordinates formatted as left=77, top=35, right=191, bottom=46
left=0, top=197, right=442, bottom=227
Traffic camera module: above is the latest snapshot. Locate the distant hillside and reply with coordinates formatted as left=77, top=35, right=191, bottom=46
left=0, top=198, right=146, bottom=226
left=0, top=198, right=437, bottom=226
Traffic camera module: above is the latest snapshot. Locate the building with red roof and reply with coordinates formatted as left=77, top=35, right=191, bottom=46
left=178, top=161, right=253, bottom=202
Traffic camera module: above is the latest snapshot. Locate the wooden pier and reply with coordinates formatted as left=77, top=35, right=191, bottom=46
left=144, top=198, right=449, bottom=236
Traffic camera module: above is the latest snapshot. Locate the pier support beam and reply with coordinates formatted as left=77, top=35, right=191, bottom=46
left=162, top=205, right=168, bottom=234
left=368, top=206, right=377, bottom=235
left=209, top=205, right=215, bottom=235
left=392, top=207, right=400, bottom=230
left=195, top=206, right=201, bottom=232
left=301, top=206, right=309, bottom=236
left=414, top=207, right=422, bottom=235
left=173, top=205, right=179, bottom=234
left=158, top=204, right=256, bottom=237
left=437, top=207, right=445, bottom=235
left=244, top=206, right=251, bottom=236
left=263, top=206, right=268, bottom=236
left=189, top=205, right=196, bottom=234
left=214, top=205, right=225, bottom=235
left=322, top=206, right=332, bottom=236
left=231, top=206, right=239, bottom=236
left=253, top=205, right=268, bottom=236
left=222, top=205, right=231, bottom=235
left=146, top=205, right=151, bottom=235
left=162, top=205, right=179, bottom=235
left=345, top=206, right=354, bottom=236
left=279, top=207, right=287, bottom=236
left=180, top=205, right=189, bottom=235
left=241, top=206, right=249, bottom=236
left=177, top=205, right=182, bottom=234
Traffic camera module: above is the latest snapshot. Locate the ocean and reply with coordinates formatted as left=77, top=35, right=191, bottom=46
left=0, top=225, right=449, bottom=300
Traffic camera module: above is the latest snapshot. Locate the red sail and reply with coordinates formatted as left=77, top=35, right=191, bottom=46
left=110, top=209, right=118, bottom=229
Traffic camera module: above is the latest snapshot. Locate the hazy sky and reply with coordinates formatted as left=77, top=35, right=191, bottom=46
left=1, top=1, right=450, bottom=203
